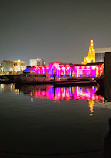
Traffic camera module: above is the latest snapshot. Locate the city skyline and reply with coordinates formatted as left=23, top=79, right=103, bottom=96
left=0, top=0, right=111, bottom=65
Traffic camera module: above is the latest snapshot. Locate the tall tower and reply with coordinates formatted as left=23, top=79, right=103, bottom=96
left=82, top=40, right=95, bottom=65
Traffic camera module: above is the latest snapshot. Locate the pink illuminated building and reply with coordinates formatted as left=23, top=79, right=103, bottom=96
left=24, top=62, right=104, bottom=78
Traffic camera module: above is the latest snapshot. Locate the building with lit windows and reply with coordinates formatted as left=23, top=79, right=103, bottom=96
left=1, top=60, right=26, bottom=75
left=29, top=58, right=45, bottom=66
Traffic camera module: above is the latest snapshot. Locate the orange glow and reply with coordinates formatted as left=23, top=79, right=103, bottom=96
left=88, top=99, right=94, bottom=116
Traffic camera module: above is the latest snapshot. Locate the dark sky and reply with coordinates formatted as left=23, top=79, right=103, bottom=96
left=0, top=0, right=111, bottom=65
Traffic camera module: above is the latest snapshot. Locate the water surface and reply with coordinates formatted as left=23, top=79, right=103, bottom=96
left=0, top=84, right=111, bottom=157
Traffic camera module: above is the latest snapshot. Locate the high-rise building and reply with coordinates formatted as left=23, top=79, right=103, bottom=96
left=95, top=47, right=111, bottom=62
left=29, top=58, right=45, bottom=66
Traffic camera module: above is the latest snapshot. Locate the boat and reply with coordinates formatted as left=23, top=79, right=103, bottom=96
left=53, top=78, right=97, bottom=87
left=14, top=73, right=56, bottom=84
left=14, top=70, right=97, bottom=86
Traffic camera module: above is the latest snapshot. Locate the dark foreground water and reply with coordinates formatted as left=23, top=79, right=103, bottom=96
left=0, top=84, right=111, bottom=158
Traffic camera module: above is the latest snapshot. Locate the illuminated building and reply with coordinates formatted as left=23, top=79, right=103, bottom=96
left=82, top=40, right=111, bottom=63
left=1, top=60, right=26, bottom=75
left=48, top=62, right=74, bottom=77
left=29, top=58, right=45, bottom=66
left=29, top=59, right=37, bottom=66
left=74, top=62, right=104, bottom=77
left=82, top=40, right=95, bottom=65
left=24, top=62, right=104, bottom=78
left=23, top=40, right=104, bottom=79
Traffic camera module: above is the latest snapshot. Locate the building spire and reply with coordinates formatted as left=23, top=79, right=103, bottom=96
left=90, top=40, right=94, bottom=46
left=82, top=39, right=95, bottom=64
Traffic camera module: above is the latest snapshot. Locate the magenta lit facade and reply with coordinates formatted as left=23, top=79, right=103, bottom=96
left=24, top=62, right=104, bottom=78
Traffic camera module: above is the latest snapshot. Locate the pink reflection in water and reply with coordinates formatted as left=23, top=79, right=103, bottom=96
left=29, top=85, right=104, bottom=102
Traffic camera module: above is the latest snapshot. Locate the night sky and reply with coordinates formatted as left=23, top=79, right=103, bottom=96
left=0, top=0, right=111, bottom=65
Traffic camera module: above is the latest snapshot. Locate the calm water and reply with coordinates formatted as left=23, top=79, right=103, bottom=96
left=0, top=84, right=111, bottom=158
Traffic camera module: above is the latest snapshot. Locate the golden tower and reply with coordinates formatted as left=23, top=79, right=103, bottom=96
left=82, top=40, right=95, bottom=65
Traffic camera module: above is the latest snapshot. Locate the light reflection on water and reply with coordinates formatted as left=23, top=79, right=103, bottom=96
left=0, top=84, right=104, bottom=116
left=0, top=84, right=111, bottom=157
left=19, top=84, right=104, bottom=116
